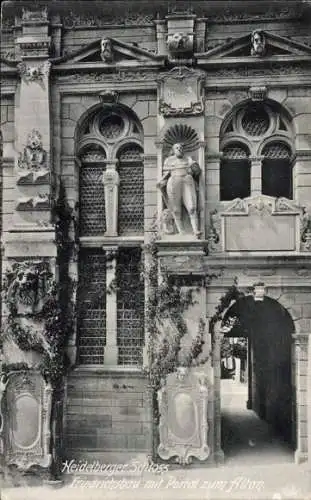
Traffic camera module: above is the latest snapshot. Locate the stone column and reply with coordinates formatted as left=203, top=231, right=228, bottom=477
left=104, top=246, right=118, bottom=365
left=102, top=160, right=119, bottom=237
left=294, top=333, right=309, bottom=464
left=250, top=156, right=263, bottom=196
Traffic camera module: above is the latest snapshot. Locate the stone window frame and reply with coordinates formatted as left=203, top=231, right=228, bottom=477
left=219, top=103, right=295, bottom=200
left=76, top=104, right=145, bottom=369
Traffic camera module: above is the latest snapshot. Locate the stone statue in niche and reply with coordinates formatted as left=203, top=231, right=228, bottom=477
left=251, top=30, right=266, bottom=56
left=100, top=38, right=113, bottom=62
left=157, top=143, right=201, bottom=237
left=18, top=130, right=47, bottom=171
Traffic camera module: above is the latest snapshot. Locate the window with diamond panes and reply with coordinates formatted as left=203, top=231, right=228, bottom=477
left=79, top=160, right=106, bottom=236
left=220, top=143, right=251, bottom=201
left=77, top=250, right=107, bottom=364
left=262, top=142, right=293, bottom=199
left=116, top=248, right=144, bottom=366
left=118, top=145, right=144, bottom=235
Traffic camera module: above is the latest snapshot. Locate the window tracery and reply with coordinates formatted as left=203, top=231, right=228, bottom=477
left=220, top=103, right=294, bottom=201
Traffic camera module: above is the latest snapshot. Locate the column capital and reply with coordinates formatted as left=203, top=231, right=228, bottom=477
left=249, top=155, right=264, bottom=163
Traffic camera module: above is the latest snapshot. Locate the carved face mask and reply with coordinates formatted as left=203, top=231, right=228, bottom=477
left=101, top=39, right=113, bottom=62
left=252, top=32, right=265, bottom=55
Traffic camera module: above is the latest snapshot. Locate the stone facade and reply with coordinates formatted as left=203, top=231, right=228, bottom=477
left=1, top=0, right=311, bottom=470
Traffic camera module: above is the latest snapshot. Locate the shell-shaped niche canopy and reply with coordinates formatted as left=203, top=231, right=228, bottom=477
left=163, top=124, right=200, bottom=156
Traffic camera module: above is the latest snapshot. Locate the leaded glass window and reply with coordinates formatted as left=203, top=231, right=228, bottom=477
left=116, top=248, right=144, bottom=366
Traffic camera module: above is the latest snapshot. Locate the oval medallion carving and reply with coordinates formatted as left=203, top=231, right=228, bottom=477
left=13, top=394, right=39, bottom=448
left=170, top=392, right=196, bottom=440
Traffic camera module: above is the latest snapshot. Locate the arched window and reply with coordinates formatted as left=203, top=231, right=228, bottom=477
left=262, top=142, right=293, bottom=199
left=75, top=105, right=144, bottom=366
left=220, top=102, right=294, bottom=200
left=117, top=144, right=144, bottom=235
left=79, top=145, right=106, bottom=236
left=220, top=143, right=251, bottom=201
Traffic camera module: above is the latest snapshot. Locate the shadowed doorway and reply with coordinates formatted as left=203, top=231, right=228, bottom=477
left=220, top=295, right=295, bottom=465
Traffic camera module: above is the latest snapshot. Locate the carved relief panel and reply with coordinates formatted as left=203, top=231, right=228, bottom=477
left=158, top=368, right=209, bottom=465
left=0, top=371, right=52, bottom=470
left=158, top=67, right=205, bottom=117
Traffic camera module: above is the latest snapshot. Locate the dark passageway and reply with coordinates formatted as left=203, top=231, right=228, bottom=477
left=221, top=379, right=293, bottom=466
left=220, top=295, right=296, bottom=464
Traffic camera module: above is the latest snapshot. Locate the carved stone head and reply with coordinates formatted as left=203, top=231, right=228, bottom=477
left=167, top=32, right=193, bottom=56
left=27, top=129, right=42, bottom=151
left=251, top=30, right=266, bottom=56
left=5, top=261, right=53, bottom=315
left=101, top=38, right=113, bottom=62
left=172, top=143, right=184, bottom=158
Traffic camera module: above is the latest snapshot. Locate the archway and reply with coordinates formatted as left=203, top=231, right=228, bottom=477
left=220, top=294, right=295, bottom=464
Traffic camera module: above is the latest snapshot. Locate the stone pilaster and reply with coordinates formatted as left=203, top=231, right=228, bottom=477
left=293, top=333, right=309, bottom=464
left=10, top=7, right=53, bottom=234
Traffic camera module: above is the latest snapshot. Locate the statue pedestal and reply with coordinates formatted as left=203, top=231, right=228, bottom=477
left=157, top=237, right=208, bottom=258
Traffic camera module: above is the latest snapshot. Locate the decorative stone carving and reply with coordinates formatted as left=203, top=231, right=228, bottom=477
left=0, top=374, right=8, bottom=454
left=160, top=209, right=175, bottom=235
left=22, top=7, right=48, bottom=23
left=18, top=61, right=51, bottom=82
left=167, top=32, right=194, bottom=57
left=16, top=194, right=50, bottom=211
left=249, top=86, right=267, bottom=102
left=1, top=371, right=52, bottom=471
left=158, top=66, right=205, bottom=117
left=102, top=165, right=119, bottom=237
left=252, top=282, right=266, bottom=301
left=163, top=124, right=200, bottom=155
left=3, top=260, right=53, bottom=316
left=100, top=38, right=114, bottom=62
left=221, top=195, right=301, bottom=252
left=57, top=70, right=158, bottom=83
left=301, top=207, right=311, bottom=251
left=99, top=90, right=118, bottom=104
left=17, top=130, right=49, bottom=184
left=207, top=209, right=221, bottom=253
left=158, top=143, right=201, bottom=238
left=157, top=368, right=209, bottom=465
left=251, top=30, right=267, bottom=56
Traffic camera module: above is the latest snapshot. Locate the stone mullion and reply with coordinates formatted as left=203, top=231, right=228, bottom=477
left=103, top=246, right=118, bottom=365
left=250, top=156, right=263, bottom=196
left=102, top=160, right=119, bottom=237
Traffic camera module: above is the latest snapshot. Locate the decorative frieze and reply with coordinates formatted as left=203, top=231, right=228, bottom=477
left=57, top=70, right=159, bottom=83
left=62, top=12, right=154, bottom=28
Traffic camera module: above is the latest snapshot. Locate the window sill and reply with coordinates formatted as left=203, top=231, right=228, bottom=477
left=69, top=365, right=145, bottom=377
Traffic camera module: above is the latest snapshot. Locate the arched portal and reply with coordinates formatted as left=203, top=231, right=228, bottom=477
left=220, top=294, right=295, bottom=463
